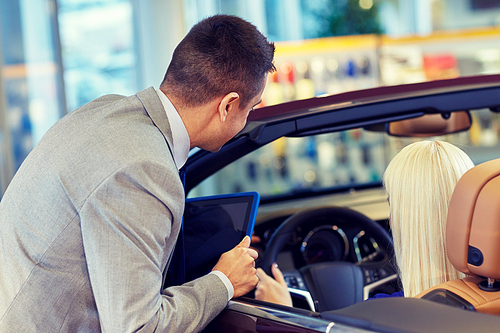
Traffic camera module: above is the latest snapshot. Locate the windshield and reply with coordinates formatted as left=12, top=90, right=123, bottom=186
left=189, top=108, right=500, bottom=199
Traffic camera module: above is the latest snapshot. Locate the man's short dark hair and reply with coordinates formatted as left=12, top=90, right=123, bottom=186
left=162, top=15, right=275, bottom=108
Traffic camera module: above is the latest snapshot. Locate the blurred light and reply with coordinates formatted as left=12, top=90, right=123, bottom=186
left=280, top=62, right=293, bottom=74
left=296, top=61, right=308, bottom=74
left=304, top=170, right=316, bottom=183
left=326, top=58, right=338, bottom=72
left=359, top=0, right=373, bottom=10
left=273, top=157, right=285, bottom=169
left=311, top=57, right=324, bottom=74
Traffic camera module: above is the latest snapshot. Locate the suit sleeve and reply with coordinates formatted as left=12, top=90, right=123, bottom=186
left=79, top=159, right=228, bottom=333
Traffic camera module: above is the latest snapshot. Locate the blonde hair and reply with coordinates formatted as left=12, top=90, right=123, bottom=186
left=383, top=141, right=474, bottom=297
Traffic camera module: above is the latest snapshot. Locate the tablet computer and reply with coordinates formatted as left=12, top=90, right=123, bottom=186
left=181, top=191, right=260, bottom=283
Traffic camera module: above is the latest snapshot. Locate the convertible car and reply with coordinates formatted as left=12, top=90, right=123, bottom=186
left=185, top=74, right=500, bottom=332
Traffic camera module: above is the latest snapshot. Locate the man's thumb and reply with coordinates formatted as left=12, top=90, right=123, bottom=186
left=238, top=235, right=251, bottom=248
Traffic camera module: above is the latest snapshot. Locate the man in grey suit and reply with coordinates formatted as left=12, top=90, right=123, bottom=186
left=0, top=15, right=275, bottom=332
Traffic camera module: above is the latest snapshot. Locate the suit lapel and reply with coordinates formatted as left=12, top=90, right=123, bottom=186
left=136, top=87, right=176, bottom=161
left=136, top=87, right=184, bottom=287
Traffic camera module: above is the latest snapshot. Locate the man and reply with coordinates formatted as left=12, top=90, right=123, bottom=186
left=0, top=15, right=275, bottom=332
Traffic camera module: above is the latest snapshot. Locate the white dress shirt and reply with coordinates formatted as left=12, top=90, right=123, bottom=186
left=156, top=89, right=234, bottom=301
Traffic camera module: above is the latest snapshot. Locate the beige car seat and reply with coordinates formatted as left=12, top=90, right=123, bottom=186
left=416, top=158, right=500, bottom=315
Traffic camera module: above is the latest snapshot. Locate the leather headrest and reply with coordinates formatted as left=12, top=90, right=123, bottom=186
left=447, top=158, right=500, bottom=279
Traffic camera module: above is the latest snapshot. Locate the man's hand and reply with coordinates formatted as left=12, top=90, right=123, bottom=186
left=212, top=236, right=259, bottom=298
left=255, top=264, right=293, bottom=307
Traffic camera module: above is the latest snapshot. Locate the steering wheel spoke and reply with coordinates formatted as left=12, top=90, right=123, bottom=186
left=358, top=255, right=399, bottom=299
left=282, top=270, right=317, bottom=311
left=283, top=270, right=307, bottom=290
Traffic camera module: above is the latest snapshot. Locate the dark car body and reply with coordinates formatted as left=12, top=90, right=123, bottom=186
left=185, top=74, right=500, bottom=332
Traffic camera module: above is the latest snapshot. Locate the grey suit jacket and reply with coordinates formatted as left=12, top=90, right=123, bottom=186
left=0, top=87, right=228, bottom=332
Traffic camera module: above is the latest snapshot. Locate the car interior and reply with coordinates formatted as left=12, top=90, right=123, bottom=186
left=202, top=148, right=500, bottom=332
left=189, top=76, right=500, bottom=332
left=191, top=111, right=488, bottom=312
left=192, top=126, right=401, bottom=311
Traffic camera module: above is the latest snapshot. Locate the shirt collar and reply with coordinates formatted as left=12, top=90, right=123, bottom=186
left=156, top=89, right=190, bottom=170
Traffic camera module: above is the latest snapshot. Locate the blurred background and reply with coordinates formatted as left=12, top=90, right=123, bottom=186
left=2, top=0, right=500, bottom=196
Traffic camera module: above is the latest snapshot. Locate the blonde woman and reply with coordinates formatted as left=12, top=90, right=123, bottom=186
left=383, top=140, right=474, bottom=297
left=256, top=140, right=474, bottom=304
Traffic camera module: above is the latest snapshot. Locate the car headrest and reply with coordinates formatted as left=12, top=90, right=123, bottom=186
left=447, top=158, right=500, bottom=279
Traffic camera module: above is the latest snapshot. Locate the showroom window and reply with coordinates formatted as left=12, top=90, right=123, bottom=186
left=58, top=0, right=138, bottom=112
left=0, top=0, right=138, bottom=194
left=2, top=0, right=500, bottom=196
left=0, top=0, right=65, bottom=192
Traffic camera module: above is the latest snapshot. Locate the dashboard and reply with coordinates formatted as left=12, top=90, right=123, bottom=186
left=252, top=187, right=391, bottom=269
left=252, top=212, right=387, bottom=271
left=251, top=186, right=399, bottom=308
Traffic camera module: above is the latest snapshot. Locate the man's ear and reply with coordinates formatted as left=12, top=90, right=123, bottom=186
left=218, top=92, right=240, bottom=122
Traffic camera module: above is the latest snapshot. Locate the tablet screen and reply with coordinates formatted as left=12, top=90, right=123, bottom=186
left=182, top=192, right=260, bottom=283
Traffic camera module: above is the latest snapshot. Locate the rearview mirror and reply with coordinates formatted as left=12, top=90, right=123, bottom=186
left=387, top=111, right=471, bottom=137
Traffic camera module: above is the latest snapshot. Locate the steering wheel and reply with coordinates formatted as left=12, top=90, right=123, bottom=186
left=261, top=206, right=395, bottom=312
